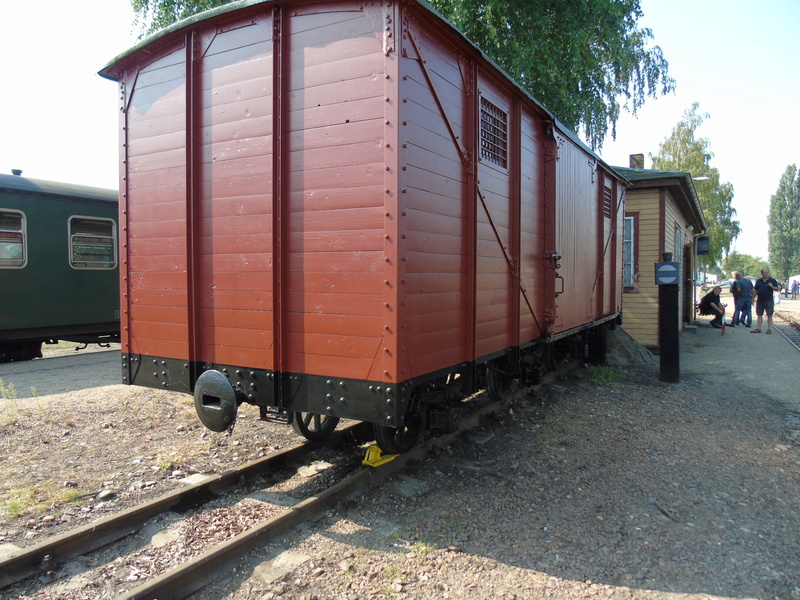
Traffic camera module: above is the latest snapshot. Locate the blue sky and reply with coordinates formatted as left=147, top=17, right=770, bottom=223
left=1, top=0, right=797, bottom=260
left=600, top=0, right=800, bottom=260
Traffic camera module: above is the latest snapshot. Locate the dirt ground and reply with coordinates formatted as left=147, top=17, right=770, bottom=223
left=0, top=345, right=303, bottom=551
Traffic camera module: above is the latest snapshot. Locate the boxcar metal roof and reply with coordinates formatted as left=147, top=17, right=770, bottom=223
left=98, top=0, right=617, bottom=177
left=0, top=173, right=118, bottom=205
left=614, top=166, right=707, bottom=232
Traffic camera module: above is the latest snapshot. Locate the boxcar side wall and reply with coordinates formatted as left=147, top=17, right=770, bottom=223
left=551, top=133, right=622, bottom=334
left=398, top=18, right=471, bottom=377
left=398, top=11, right=553, bottom=378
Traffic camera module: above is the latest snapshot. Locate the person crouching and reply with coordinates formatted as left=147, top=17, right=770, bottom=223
left=699, top=285, right=726, bottom=329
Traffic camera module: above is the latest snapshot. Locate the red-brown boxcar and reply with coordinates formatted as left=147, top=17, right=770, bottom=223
left=101, top=0, right=625, bottom=451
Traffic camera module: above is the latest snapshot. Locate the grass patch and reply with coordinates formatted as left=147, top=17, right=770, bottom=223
left=583, top=366, right=624, bottom=387
left=1, top=378, right=20, bottom=427
left=0, top=482, right=85, bottom=521
left=412, top=539, right=438, bottom=558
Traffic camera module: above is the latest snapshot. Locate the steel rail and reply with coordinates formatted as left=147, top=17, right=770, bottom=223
left=774, top=310, right=800, bottom=352
left=0, top=422, right=370, bottom=589
left=120, top=360, right=579, bottom=600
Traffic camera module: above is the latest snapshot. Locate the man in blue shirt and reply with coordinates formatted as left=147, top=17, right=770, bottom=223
left=751, top=268, right=780, bottom=334
left=730, top=271, right=753, bottom=327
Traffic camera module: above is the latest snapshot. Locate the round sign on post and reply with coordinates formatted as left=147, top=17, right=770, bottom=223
left=654, top=258, right=680, bottom=383
left=655, top=261, right=680, bottom=285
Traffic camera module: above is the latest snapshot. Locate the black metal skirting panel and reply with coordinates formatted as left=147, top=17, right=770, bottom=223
left=121, top=353, right=411, bottom=427
left=121, top=318, right=616, bottom=428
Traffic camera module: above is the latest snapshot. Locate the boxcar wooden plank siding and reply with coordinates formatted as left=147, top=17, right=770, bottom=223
left=287, top=228, right=384, bottom=253
left=401, top=27, right=470, bottom=371
left=291, top=49, right=385, bottom=91
left=286, top=97, right=385, bottom=131
left=290, top=119, right=382, bottom=154
left=196, top=21, right=275, bottom=369
left=124, top=35, right=189, bottom=373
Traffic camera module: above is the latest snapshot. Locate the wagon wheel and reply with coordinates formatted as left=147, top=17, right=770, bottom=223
left=485, top=360, right=512, bottom=402
left=373, top=392, right=423, bottom=454
left=291, top=412, right=340, bottom=441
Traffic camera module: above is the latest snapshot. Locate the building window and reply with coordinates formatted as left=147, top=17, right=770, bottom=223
left=69, top=217, right=117, bottom=269
left=674, top=226, right=682, bottom=265
left=623, top=215, right=635, bottom=288
left=0, top=210, right=26, bottom=268
left=480, top=97, right=508, bottom=168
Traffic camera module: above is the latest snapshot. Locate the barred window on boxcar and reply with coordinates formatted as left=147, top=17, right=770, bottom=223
left=480, top=97, right=508, bottom=168
left=69, top=217, right=117, bottom=269
left=0, top=210, right=26, bottom=268
left=623, top=216, right=635, bottom=287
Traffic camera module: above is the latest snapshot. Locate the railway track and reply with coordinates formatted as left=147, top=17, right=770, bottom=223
left=1, top=361, right=578, bottom=599
left=0, top=422, right=370, bottom=590
left=774, top=310, right=800, bottom=351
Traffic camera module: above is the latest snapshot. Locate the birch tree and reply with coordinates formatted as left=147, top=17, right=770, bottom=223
left=651, top=103, right=740, bottom=273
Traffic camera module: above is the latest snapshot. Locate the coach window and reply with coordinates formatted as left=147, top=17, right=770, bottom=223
left=0, top=210, right=26, bottom=268
left=69, top=216, right=117, bottom=269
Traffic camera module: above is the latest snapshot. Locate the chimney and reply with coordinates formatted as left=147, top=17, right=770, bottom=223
left=629, top=154, right=644, bottom=169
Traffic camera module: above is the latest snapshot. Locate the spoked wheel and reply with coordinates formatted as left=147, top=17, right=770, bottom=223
left=373, top=393, right=424, bottom=454
left=291, top=412, right=340, bottom=441
left=485, top=361, right=512, bottom=401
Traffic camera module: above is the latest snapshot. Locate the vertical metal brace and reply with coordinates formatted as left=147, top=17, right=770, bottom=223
left=271, top=5, right=286, bottom=407
left=185, top=30, right=200, bottom=384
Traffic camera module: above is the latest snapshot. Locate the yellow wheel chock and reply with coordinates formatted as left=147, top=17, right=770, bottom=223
left=362, top=445, right=398, bottom=467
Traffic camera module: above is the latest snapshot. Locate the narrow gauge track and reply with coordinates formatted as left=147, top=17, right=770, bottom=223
left=0, top=422, right=371, bottom=589
left=774, top=310, right=800, bottom=351
left=2, top=361, right=577, bottom=600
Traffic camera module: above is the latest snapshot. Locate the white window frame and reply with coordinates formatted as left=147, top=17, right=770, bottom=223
left=0, top=209, right=27, bottom=269
left=69, top=216, right=117, bottom=270
left=623, top=216, right=635, bottom=288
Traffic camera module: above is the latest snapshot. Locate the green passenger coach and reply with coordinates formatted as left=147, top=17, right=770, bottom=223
left=0, top=171, right=120, bottom=362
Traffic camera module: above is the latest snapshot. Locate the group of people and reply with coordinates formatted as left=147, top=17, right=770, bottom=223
left=783, top=278, right=799, bottom=300
left=698, top=268, right=783, bottom=334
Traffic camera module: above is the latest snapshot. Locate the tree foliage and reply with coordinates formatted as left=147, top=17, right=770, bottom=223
left=130, top=0, right=674, bottom=150
left=131, top=0, right=227, bottom=35
left=722, top=252, right=768, bottom=279
left=429, top=0, right=674, bottom=149
left=651, top=103, right=740, bottom=273
left=768, top=164, right=800, bottom=279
